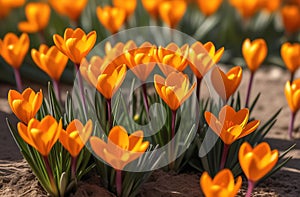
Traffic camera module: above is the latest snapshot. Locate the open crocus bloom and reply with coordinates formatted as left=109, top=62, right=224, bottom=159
left=205, top=105, right=260, bottom=145
left=239, top=142, right=278, bottom=182
left=8, top=88, right=43, bottom=124
left=285, top=79, right=300, bottom=113
left=90, top=126, right=149, bottom=170
left=113, top=0, right=137, bottom=17
left=200, top=169, right=242, bottom=197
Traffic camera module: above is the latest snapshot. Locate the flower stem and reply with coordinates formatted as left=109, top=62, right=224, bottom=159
left=52, top=79, right=62, bottom=105
left=71, top=156, right=77, bottom=180
left=245, top=71, right=254, bottom=108
left=171, top=110, right=177, bottom=139
left=13, top=68, right=22, bottom=92
left=75, top=63, right=87, bottom=121
left=43, top=156, right=58, bottom=195
left=107, top=99, right=112, bottom=130
left=220, top=144, right=229, bottom=169
left=116, top=169, right=122, bottom=197
left=142, top=83, right=149, bottom=117
left=169, top=110, right=177, bottom=170
left=290, top=72, right=295, bottom=82
left=38, top=30, right=46, bottom=44
left=246, top=180, right=255, bottom=197
left=288, top=111, right=296, bottom=139
left=196, top=77, right=202, bottom=100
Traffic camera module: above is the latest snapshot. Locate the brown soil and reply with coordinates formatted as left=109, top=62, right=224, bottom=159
left=0, top=67, right=300, bottom=196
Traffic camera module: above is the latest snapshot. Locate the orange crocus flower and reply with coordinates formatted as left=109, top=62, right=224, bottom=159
left=154, top=72, right=196, bottom=111
left=113, top=0, right=137, bottom=17
left=205, top=105, right=260, bottom=145
left=124, top=42, right=157, bottom=81
left=260, top=0, right=281, bottom=13
left=80, top=56, right=105, bottom=87
left=239, top=142, right=278, bottom=182
left=53, top=28, right=97, bottom=65
left=200, top=169, right=242, bottom=197
left=141, top=0, right=162, bottom=19
left=96, top=6, right=126, bottom=34
left=90, top=125, right=149, bottom=170
left=8, top=88, right=43, bottom=124
left=18, top=116, right=62, bottom=156
left=49, top=0, right=87, bottom=21
left=281, top=5, right=300, bottom=34
left=0, top=0, right=25, bottom=18
left=189, top=41, right=224, bottom=79
left=285, top=79, right=300, bottom=113
left=1, top=33, right=29, bottom=69
left=59, top=119, right=93, bottom=157
left=229, top=0, right=260, bottom=19
left=281, top=42, right=300, bottom=74
left=196, top=0, right=223, bottom=16
left=242, top=38, right=268, bottom=73
left=156, top=43, right=189, bottom=76
left=158, top=0, right=187, bottom=28
left=211, top=66, right=242, bottom=102
left=18, top=2, right=51, bottom=33
left=31, top=44, right=68, bottom=82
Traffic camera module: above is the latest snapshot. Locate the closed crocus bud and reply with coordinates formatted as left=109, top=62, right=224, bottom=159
left=242, top=38, right=268, bottom=73
left=59, top=119, right=93, bottom=157
left=8, top=88, right=43, bottom=124
left=260, top=0, right=281, bottom=13
left=281, top=42, right=300, bottom=74
left=158, top=0, right=187, bottom=28
left=113, top=0, right=137, bottom=17
left=90, top=125, right=149, bottom=170
left=49, top=0, right=88, bottom=21
left=17, top=116, right=62, bottom=156
left=211, top=66, right=242, bottom=102
left=281, top=5, right=300, bottom=34
left=154, top=72, right=196, bottom=111
left=239, top=142, right=278, bottom=182
left=200, top=169, right=242, bottom=197
left=31, top=44, right=68, bottom=82
left=96, top=6, right=126, bottom=34
left=18, top=2, right=51, bottom=33
left=285, top=79, right=300, bottom=114
left=1, top=33, right=29, bottom=69
left=196, top=0, right=223, bottom=16
left=141, top=0, right=162, bottom=19
left=229, top=0, right=260, bottom=19
left=205, top=105, right=260, bottom=145
left=53, top=28, right=97, bottom=65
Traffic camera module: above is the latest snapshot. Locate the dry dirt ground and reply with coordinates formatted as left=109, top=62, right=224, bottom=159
left=0, top=67, right=299, bottom=196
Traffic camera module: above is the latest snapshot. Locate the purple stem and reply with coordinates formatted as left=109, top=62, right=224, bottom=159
left=169, top=110, right=177, bottom=170
left=246, top=180, right=255, bottom=197
left=75, top=63, right=87, bottom=121
left=142, top=83, right=149, bottom=117
left=288, top=111, right=296, bottom=140
left=52, top=80, right=62, bottom=105
left=220, top=144, right=229, bottom=169
left=71, top=156, right=77, bottom=180
left=196, top=77, right=202, bottom=101
left=290, top=72, right=295, bottom=82
left=38, top=30, right=46, bottom=44
left=43, top=156, right=57, bottom=192
left=171, top=110, right=177, bottom=139
left=245, top=72, right=254, bottom=108
left=116, top=169, right=122, bottom=196
left=13, top=68, right=22, bottom=92
left=107, top=99, right=112, bottom=130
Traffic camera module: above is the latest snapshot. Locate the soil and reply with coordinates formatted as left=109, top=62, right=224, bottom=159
left=0, top=67, right=300, bottom=196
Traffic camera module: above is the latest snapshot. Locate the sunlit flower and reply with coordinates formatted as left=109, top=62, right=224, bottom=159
left=49, top=0, right=88, bottom=21
left=0, top=0, right=25, bottom=18
left=80, top=56, right=105, bottom=86
left=196, top=0, right=223, bottom=16
left=242, top=38, right=268, bottom=73
left=156, top=43, right=189, bottom=76
left=239, top=142, right=278, bottom=182
left=200, top=169, right=242, bottom=197
left=17, top=115, right=62, bottom=156
left=205, top=105, right=260, bottom=145
left=260, top=0, right=281, bottom=13
left=285, top=79, right=300, bottom=113
left=96, top=6, right=126, bottom=34
left=154, top=72, right=196, bottom=111
left=59, top=119, right=92, bottom=157
left=281, top=42, right=300, bottom=74
left=0, top=33, right=29, bottom=69
left=229, top=0, right=260, bottom=19
left=8, top=88, right=43, bottom=124
left=18, top=2, right=51, bottom=33
left=53, top=28, right=96, bottom=65
left=31, top=44, right=68, bottom=82
left=158, top=0, right=187, bottom=28
left=90, top=126, right=149, bottom=170
left=141, top=0, right=162, bottom=19
left=211, top=66, right=242, bottom=102
left=281, top=5, right=300, bottom=34
left=113, top=0, right=137, bottom=17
